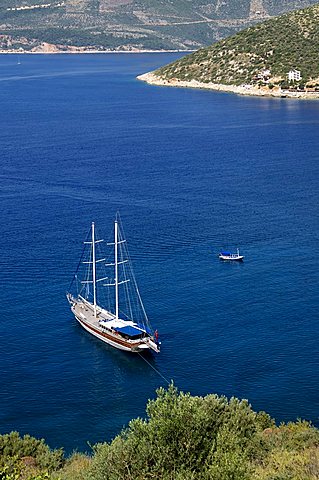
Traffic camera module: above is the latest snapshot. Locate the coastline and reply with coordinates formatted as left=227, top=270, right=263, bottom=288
left=0, top=47, right=191, bottom=55
left=137, top=71, right=319, bottom=100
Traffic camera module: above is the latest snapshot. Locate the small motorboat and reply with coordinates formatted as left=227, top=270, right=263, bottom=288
left=218, top=248, right=244, bottom=261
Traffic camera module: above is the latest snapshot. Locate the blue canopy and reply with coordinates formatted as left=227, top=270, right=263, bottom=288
left=114, top=325, right=144, bottom=337
left=220, top=251, right=232, bottom=256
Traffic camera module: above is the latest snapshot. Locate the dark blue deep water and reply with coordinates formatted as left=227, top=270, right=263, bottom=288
left=0, top=53, right=318, bottom=453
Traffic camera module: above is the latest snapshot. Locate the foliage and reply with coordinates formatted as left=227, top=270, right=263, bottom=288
left=1, top=386, right=319, bottom=480
left=51, top=453, right=90, bottom=480
left=0, top=465, right=21, bottom=480
left=82, top=383, right=273, bottom=480
left=251, top=421, right=319, bottom=479
left=0, top=432, right=64, bottom=473
left=0, top=463, right=52, bottom=480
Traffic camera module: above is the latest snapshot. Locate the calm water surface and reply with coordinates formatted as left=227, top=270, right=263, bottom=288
left=0, top=53, right=318, bottom=452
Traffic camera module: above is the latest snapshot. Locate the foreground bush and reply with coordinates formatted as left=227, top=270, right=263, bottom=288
left=252, top=421, right=319, bottom=480
left=82, top=384, right=319, bottom=480
left=84, top=383, right=273, bottom=480
left=53, top=453, right=91, bottom=480
left=2, top=385, right=319, bottom=479
left=0, top=431, right=64, bottom=480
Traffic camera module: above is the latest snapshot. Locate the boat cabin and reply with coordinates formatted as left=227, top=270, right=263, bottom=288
left=113, top=325, right=149, bottom=340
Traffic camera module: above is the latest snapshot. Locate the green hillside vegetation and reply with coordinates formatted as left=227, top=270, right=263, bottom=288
left=1, top=0, right=319, bottom=51
left=155, top=4, right=319, bottom=87
left=1, top=384, right=319, bottom=480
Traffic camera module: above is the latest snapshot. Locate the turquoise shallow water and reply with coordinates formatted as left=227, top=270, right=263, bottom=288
left=0, top=53, right=318, bottom=452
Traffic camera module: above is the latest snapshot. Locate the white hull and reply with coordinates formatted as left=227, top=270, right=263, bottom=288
left=219, top=254, right=244, bottom=261
left=76, top=316, right=134, bottom=351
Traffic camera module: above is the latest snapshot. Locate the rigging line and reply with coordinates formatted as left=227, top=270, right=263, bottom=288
left=137, top=353, right=171, bottom=386
left=67, top=226, right=91, bottom=292
left=120, top=225, right=151, bottom=328
left=84, top=245, right=93, bottom=299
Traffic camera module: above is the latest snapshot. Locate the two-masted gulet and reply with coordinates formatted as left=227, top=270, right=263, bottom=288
left=67, top=217, right=160, bottom=353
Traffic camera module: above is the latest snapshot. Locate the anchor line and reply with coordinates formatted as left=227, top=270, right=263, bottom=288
left=137, top=353, right=171, bottom=385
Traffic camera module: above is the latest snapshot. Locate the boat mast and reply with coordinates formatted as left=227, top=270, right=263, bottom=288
left=105, top=216, right=129, bottom=321
left=115, top=219, right=119, bottom=321
left=92, top=222, right=97, bottom=318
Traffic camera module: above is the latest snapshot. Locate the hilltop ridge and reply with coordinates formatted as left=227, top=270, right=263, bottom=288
left=1, top=0, right=319, bottom=52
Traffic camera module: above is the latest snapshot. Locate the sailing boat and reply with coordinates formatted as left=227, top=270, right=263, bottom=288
left=67, top=216, right=160, bottom=353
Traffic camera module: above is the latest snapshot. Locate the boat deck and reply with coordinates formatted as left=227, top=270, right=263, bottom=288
left=69, top=296, right=159, bottom=353
left=73, top=299, right=144, bottom=332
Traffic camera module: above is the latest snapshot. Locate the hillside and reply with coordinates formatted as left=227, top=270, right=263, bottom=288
left=1, top=0, right=319, bottom=52
left=139, top=3, right=319, bottom=97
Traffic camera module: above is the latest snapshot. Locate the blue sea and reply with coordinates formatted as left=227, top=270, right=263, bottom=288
left=0, top=53, right=318, bottom=453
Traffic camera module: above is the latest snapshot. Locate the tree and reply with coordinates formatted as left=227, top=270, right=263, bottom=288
left=85, top=383, right=273, bottom=480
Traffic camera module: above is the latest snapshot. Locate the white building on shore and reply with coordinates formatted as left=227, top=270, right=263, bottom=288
left=288, top=69, right=302, bottom=82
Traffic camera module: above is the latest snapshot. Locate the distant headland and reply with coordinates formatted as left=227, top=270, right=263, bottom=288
left=0, top=42, right=188, bottom=55
left=138, top=4, right=319, bottom=100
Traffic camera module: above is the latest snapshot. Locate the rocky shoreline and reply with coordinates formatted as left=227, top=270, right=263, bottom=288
left=137, top=72, right=319, bottom=100
left=0, top=43, right=188, bottom=55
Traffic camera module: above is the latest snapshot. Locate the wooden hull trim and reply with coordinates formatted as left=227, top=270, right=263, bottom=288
left=75, top=315, right=149, bottom=353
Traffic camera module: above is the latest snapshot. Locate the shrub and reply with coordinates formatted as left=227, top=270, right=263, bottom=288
left=0, top=432, right=64, bottom=472
left=84, top=383, right=272, bottom=480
